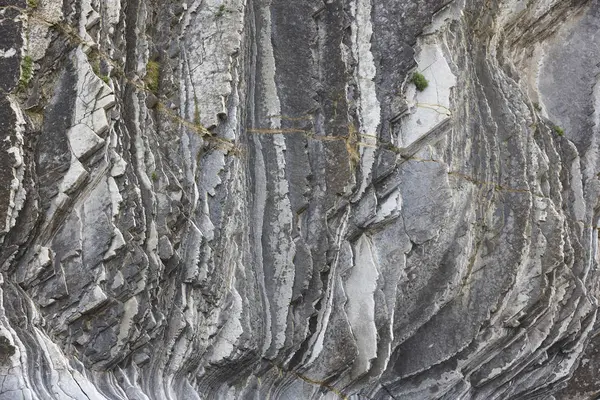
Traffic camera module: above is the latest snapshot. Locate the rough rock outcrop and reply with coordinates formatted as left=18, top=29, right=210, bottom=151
left=1, top=0, right=600, bottom=398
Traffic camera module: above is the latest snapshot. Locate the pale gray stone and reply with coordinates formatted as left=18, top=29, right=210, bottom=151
left=1, top=0, right=599, bottom=399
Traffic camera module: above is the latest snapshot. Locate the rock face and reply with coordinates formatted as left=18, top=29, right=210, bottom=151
left=1, top=0, right=600, bottom=398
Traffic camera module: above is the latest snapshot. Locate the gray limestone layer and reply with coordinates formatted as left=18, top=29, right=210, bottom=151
left=0, top=0, right=600, bottom=399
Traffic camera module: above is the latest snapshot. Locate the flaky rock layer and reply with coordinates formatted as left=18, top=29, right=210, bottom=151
left=1, top=0, right=600, bottom=399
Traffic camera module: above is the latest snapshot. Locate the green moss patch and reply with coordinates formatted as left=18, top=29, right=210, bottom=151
left=411, top=71, right=429, bottom=92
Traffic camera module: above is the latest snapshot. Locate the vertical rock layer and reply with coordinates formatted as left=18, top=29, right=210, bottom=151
left=1, top=0, right=600, bottom=398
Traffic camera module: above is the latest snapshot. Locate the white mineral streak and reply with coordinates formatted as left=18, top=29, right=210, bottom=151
left=345, top=234, right=380, bottom=377
left=67, top=49, right=112, bottom=161
left=0, top=283, right=30, bottom=398
left=113, top=297, right=139, bottom=358
left=2, top=0, right=600, bottom=399
left=27, top=0, right=64, bottom=61
left=257, top=0, right=295, bottom=357
left=350, top=0, right=380, bottom=200
left=105, top=175, right=126, bottom=261
left=59, top=158, right=88, bottom=195
left=371, top=189, right=402, bottom=225
left=250, top=131, right=271, bottom=355
left=0, top=48, right=16, bottom=58
left=105, top=0, right=122, bottom=28
left=306, top=211, right=351, bottom=366
left=208, top=284, right=244, bottom=362
left=181, top=0, right=245, bottom=129
left=33, top=328, right=107, bottom=399
left=3, top=97, right=26, bottom=236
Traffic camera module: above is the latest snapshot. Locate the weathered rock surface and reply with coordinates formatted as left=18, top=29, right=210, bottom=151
left=1, top=0, right=600, bottom=398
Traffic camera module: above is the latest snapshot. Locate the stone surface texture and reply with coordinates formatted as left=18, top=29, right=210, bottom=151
left=1, top=0, right=600, bottom=398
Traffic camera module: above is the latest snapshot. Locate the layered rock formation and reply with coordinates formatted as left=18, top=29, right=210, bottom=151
left=1, top=0, right=600, bottom=398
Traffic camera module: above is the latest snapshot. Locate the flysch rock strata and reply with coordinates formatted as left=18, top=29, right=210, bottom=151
left=1, top=0, right=600, bottom=399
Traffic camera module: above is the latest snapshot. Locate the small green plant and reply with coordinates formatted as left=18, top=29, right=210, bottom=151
left=553, top=125, right=564, bottom=136
left=91, top=59, right=100, bottom=75
left=151, top=171, right=158, bottom=182
left=145, top=60, right=160, bottom=94
left=215, top=4, right=227, bottom=17
left=27, top=0, right=38, bottom=9
left=411, top=71, right=429, bottom=92
left=533, top=102, right=542, bottom=112
left=19, top=55, right=34, bottom=88
left=90, top=57, right=109, bottom=84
